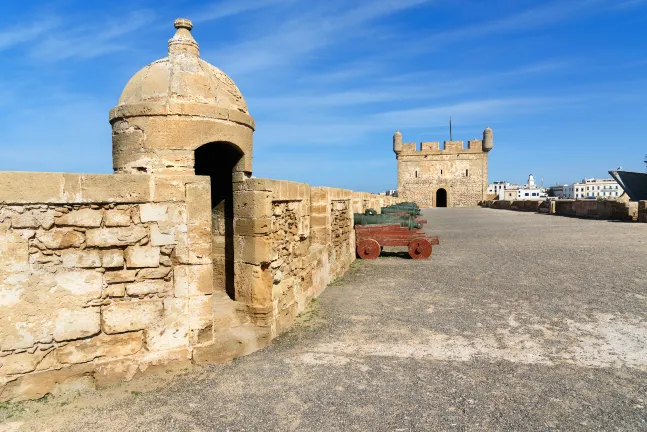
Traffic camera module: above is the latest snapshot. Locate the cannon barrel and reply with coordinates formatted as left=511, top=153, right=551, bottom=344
left=386, top=202, right=419, bottom=208
left=380, top=206, right=421, bottom=216
left=353, top=213, right=421, bottom=230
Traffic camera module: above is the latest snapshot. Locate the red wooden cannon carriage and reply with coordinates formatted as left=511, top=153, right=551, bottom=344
left=355, top=224, right=439, bottom=260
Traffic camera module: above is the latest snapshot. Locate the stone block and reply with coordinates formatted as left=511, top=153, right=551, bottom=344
left=311, top=203, right=328, bottom=214
left=61, top=250, right=102, bottom=268
left=54, top=270, right=103, bottom=299
left=150, top=176, right=188, bottom=202
left=0, top=172, right=65, bottom=204
left=104, top=210, right=131, bottom=227
left=125, top=246, right=160, bottom=268
left=105, top=270, right=136, bottom=284
left=236, top=235, right=271, bottom=265
left=126, top=280, right=171, bottom=296
left=86, top=226, right=147, bottom=247
left=0, top=351, right=48, bottom=375
left=0, top=363, right=93, bottom=402
left=174, top=264, right=213, bottom=297
left=145, top=298, right=190, bottom=351
left=150, top=224, right=176, bottom=246
left=0, top=231, right=29, bottom=273
left=55, top=208, right=103, bottom=227
left=276, top=303, right=298, bottom=335
left=101, top=299, right=163, bottom=334
left=36, top=229, right=84, bottom=249
left=137, top=267, right=172, bottom=280
left=101, top=250, right=124, bottom=268
left=234, top=191, right=272, bottom=218
left=56, top=331, right=143, bottom=364
left=234, top=217, right=271, bottom=236
left=310, top=215, right=328, bottom=229
left=172, top=231, right=211, bottom=265
left=186, top=182, right=211, bottom=226
left=189, top=295, right=213, bottom=331
left=11, top=210, right=54, bottom=229
left=104, top=284, right=125, bottom=297
left=139, top=203, right=169, bottom=222
left=192, top=325, right=271, bottom=365
left=80, top=175, right=150, bottom=203
left=54, top=307, right=101, bottom=342
left=187, top=222, right=211, bottom=245
left=244, top=178, right=272, bottom=191
left=234, top=262, right=272, bottom=307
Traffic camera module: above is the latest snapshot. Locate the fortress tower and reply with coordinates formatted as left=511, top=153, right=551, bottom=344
left=393, top=128, right=493, bottom=207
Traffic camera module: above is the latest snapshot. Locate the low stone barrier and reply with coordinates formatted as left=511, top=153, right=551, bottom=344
left=639, top=201, right=647, bottom=223
left=482, top=198, right=643, bottom=222
left=597, top=200, right=638, bottom=221
left=510, top=200, right=542, bottom=212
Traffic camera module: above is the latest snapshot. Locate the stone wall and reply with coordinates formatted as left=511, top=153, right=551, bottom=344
left=480, top=199, right=641, bottom=222
left=0, top=172, right=400, bottom=402
left=230, top=179, right=399, bottom=340
left=639, top=201, right=647, bottom=223
left=0, top=172, right=245, bottom=402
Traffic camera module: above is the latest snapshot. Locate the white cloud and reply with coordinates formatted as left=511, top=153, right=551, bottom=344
left=202, top=0, right=433, bottom=76
left=26, top=10, right=156, bottom=62
left=0, top=18, right=59, bottom=51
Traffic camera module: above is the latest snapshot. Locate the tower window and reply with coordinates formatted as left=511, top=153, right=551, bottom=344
left=440, top=169, right=443, bottom=175
left=465, top=169, right=469, bottom=177
left=415, top=170, right=418, bottom=178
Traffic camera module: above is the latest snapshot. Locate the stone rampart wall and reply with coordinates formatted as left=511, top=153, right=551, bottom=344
left=0, top=172, right=223, bottom=401
left=480, top=199, right=641, bottom=222
left=0, top=172, right=400, bottom=402
left=231, top=179, right=399, bottom=340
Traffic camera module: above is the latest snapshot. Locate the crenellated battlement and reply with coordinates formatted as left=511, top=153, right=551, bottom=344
left=393, top=129, right=493, bottom=156
left=398, top=139, right=485, bottom=155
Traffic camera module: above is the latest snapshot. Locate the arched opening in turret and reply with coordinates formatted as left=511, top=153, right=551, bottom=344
left=195, top=142, right=244, bottom=300
left=436, top=188, right=448, bottom=208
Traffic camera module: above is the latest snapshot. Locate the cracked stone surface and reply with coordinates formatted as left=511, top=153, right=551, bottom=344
left=3, top=208, right=647, bottom=431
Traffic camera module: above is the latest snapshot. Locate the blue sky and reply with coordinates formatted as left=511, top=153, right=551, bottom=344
left=1, top=0, right=646, bottom=192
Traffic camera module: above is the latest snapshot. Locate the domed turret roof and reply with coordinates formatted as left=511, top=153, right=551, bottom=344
left=111, top=18, right=251, bottom=122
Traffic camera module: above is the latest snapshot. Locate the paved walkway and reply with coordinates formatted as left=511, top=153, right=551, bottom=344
left=3, top=208, right=647, bottom=431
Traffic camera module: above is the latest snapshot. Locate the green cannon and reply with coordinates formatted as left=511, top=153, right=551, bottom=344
left=353, top=212, right=421, bottom=230
left=381, top=206, right=421, bottom=216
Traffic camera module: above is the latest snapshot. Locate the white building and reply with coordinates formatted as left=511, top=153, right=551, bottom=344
left=551, top=185, right=569, bottom=199
left=515, top=188, right=545, bottom=200
left=515, top=174, right=547, bottom=200
left=563, top=178, right=623, bottom=199
left=487, top=181, right=509, bottom=200
left=488, top=175, right=547, bottom=200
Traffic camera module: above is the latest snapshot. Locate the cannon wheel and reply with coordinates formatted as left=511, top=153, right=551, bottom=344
left=408, top=238, right=432, bottom=259
left=357, top=239, right=381, bottom=260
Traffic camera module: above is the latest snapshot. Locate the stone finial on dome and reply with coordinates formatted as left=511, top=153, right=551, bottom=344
left=168, top=18, right=199, bottom=57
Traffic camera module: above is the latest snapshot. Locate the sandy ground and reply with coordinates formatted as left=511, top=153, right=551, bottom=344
left=2, top=208, right=647, bottom=431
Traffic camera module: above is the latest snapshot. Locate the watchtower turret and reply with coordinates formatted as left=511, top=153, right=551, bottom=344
left=393, top=131, right=403, bottom=155
left=482, top=127, right=493, bottom=152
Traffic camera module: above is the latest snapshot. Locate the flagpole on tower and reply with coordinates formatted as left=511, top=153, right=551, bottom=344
left=449, top=116, right=453, bottom=141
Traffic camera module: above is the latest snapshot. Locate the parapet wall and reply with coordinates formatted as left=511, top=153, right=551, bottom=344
left=480, top=198, right=643, bottom=222
left=224, top=178, right=400, bottom=341
left=0, top=172, right=222, bottom=401
left=0, top=172, right=399, bottom=402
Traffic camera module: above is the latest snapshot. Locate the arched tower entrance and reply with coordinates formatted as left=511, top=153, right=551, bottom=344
left=109, top=18, right=255, bottom=302
left=436, top=188, right=448, bottom=207
left=195, top=142, right=243, bottom=300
